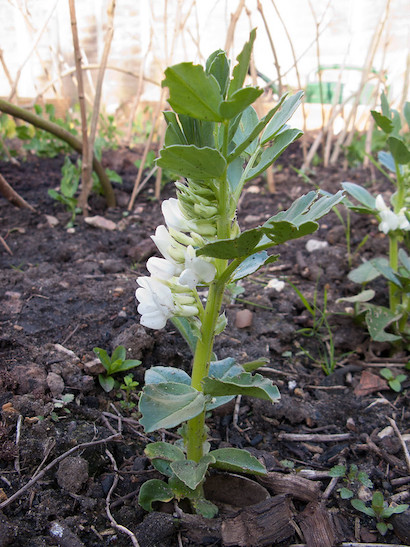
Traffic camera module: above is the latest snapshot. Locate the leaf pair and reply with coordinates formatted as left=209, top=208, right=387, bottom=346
left=138, top=358, right=280, bottom=433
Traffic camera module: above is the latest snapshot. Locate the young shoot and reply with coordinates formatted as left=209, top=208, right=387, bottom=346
left=135, top=30, right=344, bottom=517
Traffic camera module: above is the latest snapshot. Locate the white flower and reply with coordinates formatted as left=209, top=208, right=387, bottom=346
left=151, top=225, right=185, bottom=263
left=135, top=277, right=175, bottom=329
left=146, top=256, right=181, bottom=280
left=162, top=198, right=190, bottom=232
left=375, top=194, right=410, bottom=233
left=179, top=245, right=216, bottom=289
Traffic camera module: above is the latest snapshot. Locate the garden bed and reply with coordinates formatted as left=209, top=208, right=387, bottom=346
left=0, top=144, right=409, bottom=546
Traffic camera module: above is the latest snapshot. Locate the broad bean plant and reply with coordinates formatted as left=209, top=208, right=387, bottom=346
left=342, top=94, right=410, bottom=343
left=135, top=31, right=344, bottom=517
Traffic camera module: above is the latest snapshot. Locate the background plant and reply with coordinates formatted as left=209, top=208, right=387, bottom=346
left=351, top=490, right=408, bottom=536
left=135, top=31, right=344, bottom=518
left=93, top=345, right=141, bottom=393
left=342, top=94, right=410, bottom=345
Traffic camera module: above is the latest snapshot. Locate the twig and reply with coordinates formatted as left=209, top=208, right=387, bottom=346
left=105, top=449, right=141, bottom=547
left=14, top=415, right=22, bottom=474
left=224, top=0, right=246, bottom=54
left=388, top=417, right=410, bottom=473
left=78, top=0, right=116, bottom=213
left=257, top=0, right=282, bottom=97
left=68, top=0, right=91, bottom=215
left=278, top=432, right=351, bottom=442
left=0, top=99, right=115, bottom=206
left=0, top=433, right=121, bottom=509
left=322, top=476, right=339, bottom=500
left=0, top=172, right=36, bottom=211
left=0, top=235, right=13, bottom=256
left=232, top=395, right=242, bottom=429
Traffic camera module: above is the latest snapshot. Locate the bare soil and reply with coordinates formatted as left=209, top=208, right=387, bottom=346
left=0, top=142, right=409, bottom=547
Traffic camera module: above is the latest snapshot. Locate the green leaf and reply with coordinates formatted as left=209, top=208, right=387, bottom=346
left=376, top=522, right=389, bottom=536
left=98, top=374, right=115, bottom=393
left=404, top=101, right=410, bottom=128
left=351, top=498, right=376, bottom=517
left=156, top=145, right=226, bottom=180
left=245, top=128, right=303, bottom=181
left=202, top=372, right=281, bottom=402
left=380, top=92, right=390, bottom=117
left=388, top=136, right=410, bottom=164
left=337, top=289, right=376, bottom=304
left=348, top=258, right=389, bottom=284
left=357, top=471, right=373, bottom=488
left=219, top=87, right=263, bottom=119
left=162, top=62, right=223, bottom=121
left=371, top=260, right=402, bottom=288
left=206, top=358, right=243, bottom=410
left=388, top=378, right=403, bottom=392
left=138, top=479, right=174, bottom=512
left=115, top=358, right=141, bottom=373
left=228, top=29, right=256, bottom=98
left=340, top=488, right=353, bottom=499
left=365, top=306, right=401, bottom=342
left=261, top=91, right=304, bottom=144
left=232, top=252, right=279, bottom=281
left=206, top=50, right=230, bottom=97
left=261, top=219, right=318, bottom=246
left=342, top=182, right=376, bottom=211
left=197, top=229, right=263, bottom=259
left=178, top=115, right=215, bottom=148
left=329, top=465, right=346, bottom=478
left=170, top=454, right=215, bottom=490
left=378, top=151, right=396, bottom=173
left=371, top=110, right=394, bottom=133
left=229, top=96, right=288, bottom=162
left=145, top=366, right=191, bottom=385
left=232, top=106, right=260, bottom=155
left=145, top=441, right=186, bottom=477
left=191, top=498, right=219, bottom=519
left=209, top=447, right=267, bottom=475
left=241, top=357, right=269, bottom=372
left=163, top=111, right=187, bottom=146
left=139, top=383, right=206, bottom=432
left=399, top=248, right=410, bottom=271
left=93, top=347, right=112, bottom=371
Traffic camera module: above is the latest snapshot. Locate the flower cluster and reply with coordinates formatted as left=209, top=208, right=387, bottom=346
left=135, top=197, right=217, bottom=329
left=375, top=194, right=410, bottom=234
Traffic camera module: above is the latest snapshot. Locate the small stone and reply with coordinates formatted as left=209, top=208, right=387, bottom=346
left=84, top=216, right=116, bottom=230
left=246, top=185, right=260, bottom=193
left=56, top=456, right=89, bottom=493
left=3, top=291, right=23, bottom=314
left=377, top=425, right=393, bottom=439
left=44, top=215, right=59, bottom=227
left=265, top=278, right=285, bottom=292
left=235, top=309, right=253, bottom=328
left=357, top=484, right=372, bottom=501
left=83, top=358, right=105, bottom=375
left=111, top=324, right=154, bottom=360
left=47, top=372, right=65, bottom=396
left=305, top=239, right=329, bottom=252
left=101, top=259, right=124, bottom=274
left=80, top=375, right=95, bottom=393
left=346, top=417, right=356, bottom=431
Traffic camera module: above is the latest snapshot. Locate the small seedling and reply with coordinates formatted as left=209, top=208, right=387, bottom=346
left=380, top=367, right=407, bottom=392
left=329, top=464, right=373, bottom=499
left=351, top=490, right=408, bottom=536
left=93, top=345, right=141, bottom=393
left=117, top=373, right=139, bottom=411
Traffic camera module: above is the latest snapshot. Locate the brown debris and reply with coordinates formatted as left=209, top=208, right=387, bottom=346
left=257, top=471, right=321, bottom=502
left=297, top=501, right=339, bottom=547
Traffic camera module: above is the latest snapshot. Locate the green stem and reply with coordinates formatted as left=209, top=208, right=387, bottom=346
left=389, top=233, right=399, bottom=312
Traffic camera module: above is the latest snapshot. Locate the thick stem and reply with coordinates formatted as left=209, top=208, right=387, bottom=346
left=186, top=281, right=225, bottom=462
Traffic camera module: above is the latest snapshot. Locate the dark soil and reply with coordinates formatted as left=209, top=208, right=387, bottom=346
left=0, top=143, right=409, bottom=547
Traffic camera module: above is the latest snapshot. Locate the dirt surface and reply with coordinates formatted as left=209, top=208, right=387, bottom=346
left=0, top=143, right=409, bottom=547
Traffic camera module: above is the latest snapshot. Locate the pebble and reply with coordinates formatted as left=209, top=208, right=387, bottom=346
left=84, top=216, right=116, bottom=230
left=46, top=372, right=65, bottom=396
left=56, top=456, right=89, bottom=494
left=101, top=258, right=124, bottom=274
left=83, top=358, right=105, bottom=375
left=12, top=365, right=47, bottom=396
left=44, top=215, right=59, bottom=227
left=235, top=309, right=253, bottom=328
left=111, top=324, right=154, bottom=360
left=305, top=239, right=329, bottom=252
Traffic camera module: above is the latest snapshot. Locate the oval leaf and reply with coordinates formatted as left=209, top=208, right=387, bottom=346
left=145, top=366, right=191, bottom=386
left=139, top=383, right=206, bottom=432
left=209, top=447, right=267, bottom=475
left=162, top=62, right=223, bottom=121
left=220, top=87, right=263, bottom=119
left=387, top=136, right=410, bottom=164
left=261, top=91, right=304, bottom=144
left=156, top=145, right=226, bottom=180
left=197, top=229, right=263, bottom=259
left=138, top=479, right=174, bottom=512
left=342, top=182, right=376, bottom=210
left=170, top=454, right=215, bottom=490
left=202, top=372, right=281, bottom=402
